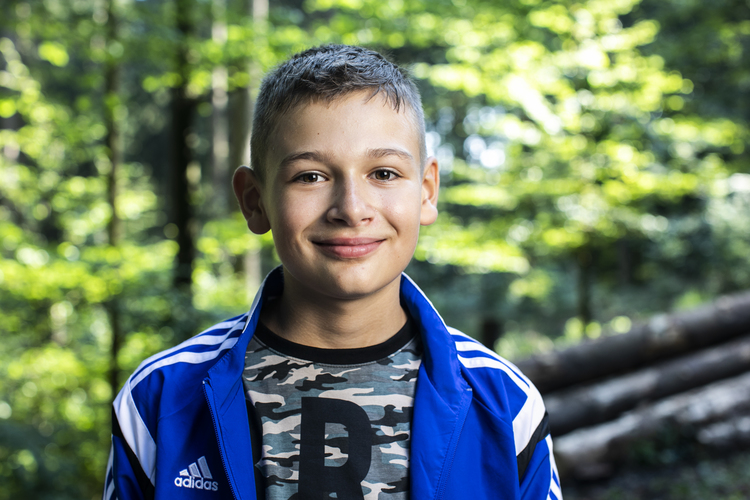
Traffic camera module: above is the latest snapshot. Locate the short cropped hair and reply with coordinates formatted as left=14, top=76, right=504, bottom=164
left=250, top=45, right=426, bottom=180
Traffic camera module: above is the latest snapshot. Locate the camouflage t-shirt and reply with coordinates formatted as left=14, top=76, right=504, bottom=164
left=242, top=318, right=421, bottom=500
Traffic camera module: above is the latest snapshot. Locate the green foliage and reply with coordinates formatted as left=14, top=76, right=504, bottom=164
left=1, top=0, right=749, bottom=497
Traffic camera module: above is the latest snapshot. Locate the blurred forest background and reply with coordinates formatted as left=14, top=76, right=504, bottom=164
left=1, top=0, right=749, bottom=498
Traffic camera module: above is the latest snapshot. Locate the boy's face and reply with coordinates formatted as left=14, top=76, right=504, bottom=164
left=234, top=91, right=439, bottom=302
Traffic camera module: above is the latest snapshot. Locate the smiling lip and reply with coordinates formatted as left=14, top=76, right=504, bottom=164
left=313, top=237, right=384, bottom=258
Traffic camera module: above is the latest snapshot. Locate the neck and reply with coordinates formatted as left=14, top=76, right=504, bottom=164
left=261, top=271, right=407, bottom=349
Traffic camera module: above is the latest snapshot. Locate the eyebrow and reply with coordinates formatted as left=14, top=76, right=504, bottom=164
left=279, top=148, right=415, bottom=169
left=365, top=148, right=414, bottom=162
left=278, top=151, right=334, bottom=170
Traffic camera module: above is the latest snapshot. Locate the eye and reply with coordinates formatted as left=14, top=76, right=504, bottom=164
left=295, top=172, right=323, bottom=183
left=372, top=169, right=397, bottom=181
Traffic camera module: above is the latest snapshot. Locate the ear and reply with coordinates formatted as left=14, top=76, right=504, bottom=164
left=233, top=166, right=271, bottom=234
left=420, top=157, right=440, bottom=226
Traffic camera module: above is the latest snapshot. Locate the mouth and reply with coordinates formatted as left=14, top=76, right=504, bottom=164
left=313, top=237, right=385, bottom=259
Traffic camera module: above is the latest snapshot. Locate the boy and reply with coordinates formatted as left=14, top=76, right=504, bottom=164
left=104, top=45, right=561, bottom=500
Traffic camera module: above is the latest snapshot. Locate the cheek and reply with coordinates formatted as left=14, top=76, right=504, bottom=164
left=270, top=194, right=322, bottom=240
left=382, top=190, right=423, bottom=233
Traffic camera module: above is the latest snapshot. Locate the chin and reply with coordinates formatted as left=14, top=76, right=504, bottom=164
left=322, top=273, right=400, bottom=301
left=324, top=281, right=384, bottom=300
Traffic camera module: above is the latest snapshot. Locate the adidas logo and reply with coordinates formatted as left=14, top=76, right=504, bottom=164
left=174, top=456, right=219, bottom=491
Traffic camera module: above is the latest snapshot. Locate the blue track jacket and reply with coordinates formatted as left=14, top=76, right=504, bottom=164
left=104, top=269, right=562, bottom=499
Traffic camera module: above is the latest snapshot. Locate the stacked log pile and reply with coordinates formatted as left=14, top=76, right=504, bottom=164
left=514, top=291, right=750, bottom=480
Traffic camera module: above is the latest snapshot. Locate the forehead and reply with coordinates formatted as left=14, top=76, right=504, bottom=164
left=266, top=92, right=422, bottom=170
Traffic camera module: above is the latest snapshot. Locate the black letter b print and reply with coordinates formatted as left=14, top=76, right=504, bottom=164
left=298, top=398, right=372, bottom=500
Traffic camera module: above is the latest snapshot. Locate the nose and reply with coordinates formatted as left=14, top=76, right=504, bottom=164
left=326, top=177, right=374, bottom=226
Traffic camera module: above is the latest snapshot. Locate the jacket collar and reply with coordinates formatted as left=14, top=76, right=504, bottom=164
left=399, top=273, right=469, bottom=406
left=207, top=267, right=468, bottom=406
left=204, top=267, right=279, bottom=404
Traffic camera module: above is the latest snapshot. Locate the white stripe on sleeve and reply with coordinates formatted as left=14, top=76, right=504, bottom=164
left=113, top=385, right=158, bottom=484
left=131, top=317, right=246, bottom=380
left=130, top=337, right=239, bottom=389
left=103, top=442, right=115, bottom=500
left=457, top=355, right=531, bottom=397
left=512, top=382, right=546, bottom=455
left=547, top=435, right=563, bottom=500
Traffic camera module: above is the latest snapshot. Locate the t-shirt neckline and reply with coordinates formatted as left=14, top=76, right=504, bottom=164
left=252, top=317, right=416, bottom=365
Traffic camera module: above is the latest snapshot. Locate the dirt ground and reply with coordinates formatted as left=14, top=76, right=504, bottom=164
left=561, top=450, right=750, bottom=500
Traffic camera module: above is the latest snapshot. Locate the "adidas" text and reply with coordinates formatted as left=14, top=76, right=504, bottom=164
left=174, top=476, right=219, bottom=491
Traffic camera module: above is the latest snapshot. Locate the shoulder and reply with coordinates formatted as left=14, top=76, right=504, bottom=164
left=446, top=326, right=549, bottom=455
left=115, top=313, right=249, bottom=418
left=438, top=327, right=561, bottom=498
left=447, top=326, right=537, bottom=391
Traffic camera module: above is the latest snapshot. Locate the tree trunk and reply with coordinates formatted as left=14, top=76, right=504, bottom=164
left=227, top=0, right=254, bottom=174
left=515, top=290, right=750, bottom=393
left=617, top=238, right=632, bottom=286
left=545, top=334, right=750, bottom=436
left=553, top=371, right=750, bottom=480
left=481, top=317, right=502, bottom=350
left=577, top=245, right=593, bottom=327
left=104, top=0, right=123, bottom=403
left=697, top=415, right=750, bottom=449
left=211, top=0, right=230, bottom=215
left=227, top=0, right=267, bottom=173
left=171, top=0, right=197, bottom=290
left=227, top=0, right=268, bottom=295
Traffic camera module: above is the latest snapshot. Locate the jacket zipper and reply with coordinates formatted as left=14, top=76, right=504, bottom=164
left=434, top=389, right=472, bottom=500
left=204, top=378, right=241, bottom=500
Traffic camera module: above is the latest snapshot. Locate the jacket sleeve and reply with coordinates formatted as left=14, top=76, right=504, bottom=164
left=518, top=430, right=563, bottom=500
left=103, top=408, right=155, bottom=500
